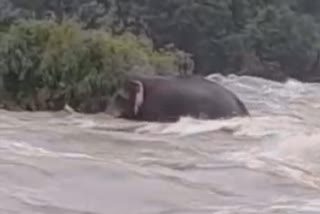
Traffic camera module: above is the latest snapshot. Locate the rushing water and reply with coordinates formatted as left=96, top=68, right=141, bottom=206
left=1, top=74, right=320, bottom=214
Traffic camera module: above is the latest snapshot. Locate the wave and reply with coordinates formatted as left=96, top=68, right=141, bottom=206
left=0, top=139, right=97, bottom=160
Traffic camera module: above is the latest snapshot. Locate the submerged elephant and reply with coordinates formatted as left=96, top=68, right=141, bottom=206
left=107, top=75, right=249, bottom=122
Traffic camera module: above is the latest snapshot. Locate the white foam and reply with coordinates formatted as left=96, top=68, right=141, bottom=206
left=275, top=133, right=320, bottom=164
left=221, top=131, right=320, bottom=190
left=132, top=114, right=313, bottom=142
left=134, top=117, right=247, bottom=136
left=0, top=140, right=97, bottom=160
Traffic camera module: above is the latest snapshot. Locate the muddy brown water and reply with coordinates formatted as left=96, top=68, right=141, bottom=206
left=1, top=74, right=320, bottom=214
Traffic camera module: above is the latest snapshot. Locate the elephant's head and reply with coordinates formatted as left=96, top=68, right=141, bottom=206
left=107, top=79, right=144, bottom=119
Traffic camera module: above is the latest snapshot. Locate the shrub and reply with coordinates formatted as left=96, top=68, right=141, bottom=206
left=0, top=19, right=180, bottom=112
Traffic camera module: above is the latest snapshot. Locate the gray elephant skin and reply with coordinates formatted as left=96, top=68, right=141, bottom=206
left=107, top=75, right=249, bottom=122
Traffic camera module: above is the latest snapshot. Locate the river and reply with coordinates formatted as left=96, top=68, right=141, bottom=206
left=1, top=74, right=320, bottom=214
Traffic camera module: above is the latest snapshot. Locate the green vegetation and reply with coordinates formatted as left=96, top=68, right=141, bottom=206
left=1, top=0, right=320, bottom=112
left=0, top=20, right=181, bottom=112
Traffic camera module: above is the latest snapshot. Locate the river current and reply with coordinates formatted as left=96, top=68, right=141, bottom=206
left=1, top=74, right=320, bottom=214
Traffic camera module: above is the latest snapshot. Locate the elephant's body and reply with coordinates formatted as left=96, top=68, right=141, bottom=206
left=108, top=75, right=249, bottom=122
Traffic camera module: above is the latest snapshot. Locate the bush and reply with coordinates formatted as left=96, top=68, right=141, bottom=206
left=0, top=19, right=180, bottom=112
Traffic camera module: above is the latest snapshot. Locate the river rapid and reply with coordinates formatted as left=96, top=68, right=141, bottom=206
left=1, top=74, right=320, bottom=214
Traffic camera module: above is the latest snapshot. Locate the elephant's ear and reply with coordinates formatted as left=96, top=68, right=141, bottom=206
left=129, top=80, right=144, bottom=115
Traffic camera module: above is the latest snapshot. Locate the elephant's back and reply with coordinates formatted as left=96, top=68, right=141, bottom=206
left=198, top=79, right=249, bottom=116
left=182, top=79, right=248, bottom=117
left=142, top=76, right=248, bottom=119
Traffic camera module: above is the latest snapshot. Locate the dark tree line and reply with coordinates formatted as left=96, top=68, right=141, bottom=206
left=2, top=0, right=320, bottom=82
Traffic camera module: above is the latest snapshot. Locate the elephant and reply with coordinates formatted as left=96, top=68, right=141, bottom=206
left=107, top=74, right=249, bottom=122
